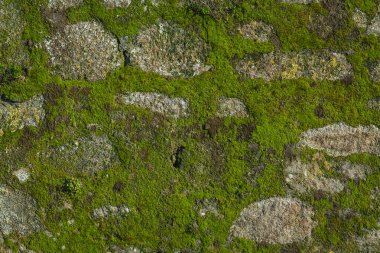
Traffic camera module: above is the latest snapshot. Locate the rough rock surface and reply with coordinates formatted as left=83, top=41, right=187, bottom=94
left=236, top=51, right=352, bottom=82
left=47, top=0, right=83, bottom=10
left=356, top=227, right=380, bottom=253
left=103, top=0, right=131, bottom=8
left=0, top=1, right=28, bottom=67
left=43, top=135, right=117, bottom=174
left=370, top=62, right=380, bottom=82
left=298, top=123, right=380, bottom=157
left=0, top=95, right=45, bottom=135
left=91, top=204, right=130, bottom=219
left=216, top=97, right=248, bottom=118
left=285, top=158, right=344, bottom=194
left=44, top=21, right=123, bottom=81
left=339, top=161, right=370, bottom=180
left=117, top=92, right=189, bottom=118
left=0, top=186, right=42, bottom=235
left=230, top=197, right=315, bottom=244
left=352, top=9, right=368, bottom=29
left=368, top=97, right=380, bottom=110
left=123, top=22, right=211, bottom=78
left=13, top=169, right=30, bottom=183
left=367, top=15, right=380, bottom=36
left=238, top=21, right=274, bottom=43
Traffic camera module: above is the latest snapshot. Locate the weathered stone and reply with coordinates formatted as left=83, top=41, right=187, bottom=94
left=356, top=227, right=380, bottom=253
left=185, top=0, right=240, bottom=20
left=339, top=161, right=369, bottom=180
left=285, top=158, right=344, bottom=194
left=353, top=9, right=368, bottom=29
left=0, top=95, right=45, bottom=135
left=370, top=63, right=380, bottom=82
left=368, top=97, right=380, bottom=110
left=117, top=92, right=189, bottom=118
left=230, top=197, right=315, bottom=244
left=123, top=22, right=211, bottom=78
left=238, top=21, right=274, bottom=43
left=0, top=1, right=28, bottom=67
left=103, top=0, right=131, bottom=8
left=298, top=123, right=380, bottom=157
left=216, top=97, right=249, bottom=118
left=280, top=0, right=320, bottom=3
left=236, top=51, right=352, bottom=82
left=367, top=15, right=380, bottom=36
left=12, top=169, right=30, bottom=183
left=47, top=0, right=83, bottom=10
left=44, top=21, right=123, bottom=81
left=0, top=186, right=42, bottom=236
left=109, top=245, right=144, bottom=253
left=91, top=204, right=130, bottom=220
left=197, top=198, right=221, bottom=218
left=42, top=135, right=117, bottom=174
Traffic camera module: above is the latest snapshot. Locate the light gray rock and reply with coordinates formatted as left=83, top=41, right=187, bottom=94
left=216, top=97, right=248, bottom=118
left=367, top=15, right=380, bottom=36
left=42, top=135, right=118, bottom=174
left=103, top=0, right=131, bottom=8
left=44, top=21, right=124, bottom=81
left=0, top=186, right=42, bottom=236
left=353, top=9, right=368, bottom=29
left=298, top=123, right=380, bottom=157
left=123, top=22, right=211, bottom=78
left=230, top=197, right=315, bottom=244
left=370, top=63, right=380, bottom=82
left=339, top=161, right=370, bottom=180
left=285, top=158, right=344, bottom=194
left=238, top=21, right=274, bottom=43
left=47, top=0, right=83, bottom=10
left=117, top=92, right=189, bottom=118
left=236, top=51, right=352, bottom=82
left=356, top=227, right=380, bottom=253
left=91, top=204, right=130, bottom=220
left=12, top=169, right=30, bottom=183
left=367, top=97, right=380, bottom=110
left=0, top=95, right=45, bottom=136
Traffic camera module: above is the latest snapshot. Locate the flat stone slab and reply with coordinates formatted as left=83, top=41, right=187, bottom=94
left=0, top=95, right=45, bottom=135
left=0, top=186, right=42, bottom=236
left=298, top=123, right=380, bottom=157
left=47, top=0, right=83, bottom=10
left=238, top=21, right=274, bottom=43
left=236, top=51, right=352, bottom=82
left=117, top=92, right=189, bottom=118
left=230, top=197, right=315, bottom=244
left=123, top=22, right=211, bottom=78
left=216, top=97, right=249, bottom=118
left=285, top=158, right=344, bottom=194
left=44, top=21, right=123, bottom=81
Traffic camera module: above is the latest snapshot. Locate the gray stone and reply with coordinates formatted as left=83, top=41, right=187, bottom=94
left=123, top=22, right=211, bottom=78
left=0, top=1, right=28, bottom=67
left=42, top=135, right=117, bottom=174
left=339, top=161, right=369, bottom=180
left=236, top=51, right=352, bottom=82
left=91, top=204, right=130, bottom=220
left=47, top=0, right=83, bottom=10
left=0, top=186, right=42, bottom=236
left=367, top=97, right=380, bottom=110
left=0, top=95, right=45, bottom=135
left=285, top=158, right=344, bottom=194
left=109, top=245, right=144, bottom=253
left=367, top=15, right=380, bottom=36
left=353, top=9, right=368, bottom=29
left=103, top=0, right=131, bottom=8
left=370, top=63, right=380, bottom=82
left=117, top=92, right=189, bottom=118
left=298, top=123, right=380, bottom=157
left=44, top=21, right=124, bottom=81
left=12, top=169, right=30, bottom=183
left=238, top=21, right=274, bottom=43
left=230, top=197, right=315, bottom=244
left=356, top=227, right=380, bottom=253
left=216, top=97, right=248, bottom=118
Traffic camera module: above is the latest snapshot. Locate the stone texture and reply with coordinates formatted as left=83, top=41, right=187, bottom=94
left=91, top=204, right=130, bottom=219
left=44, top=21, right=123, bottom=81
left=123, top=22, right=211, bottom=78
left=285, top=158, right=344, bottom=194
left=47, top=0, right=83, bottom=10
left=367, top=15, right=380, bottom=36
left=216, top=97, right=248, bottom=118
left=356, top=227, right=380, bottom=253
left=0, top=95, right=45, bottom=135
left=367, top=97, right=380, bottom=110
left=353, top=9, right=368, bottom=29
left=0, top=1, right=28, bottom=67
left=42, top=135, right=117, bottom=174
left=238, top=21, right=274, bottom=43
left=103, top=0, right=131, bottom=8
left=339, top=161, right=370, bottom=180
left=298, top=123, right=380, bottom=157
left=230, top=197, right=315, bottom=244
left=236, top=51, right=352, bottom=82
left=370, top=63, right=380, bottom=82
left=0, top=186, right=42, bottom=236
left=117, top=92, right=189, bottom=118
left=12, top=169, right=30, bottom=183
